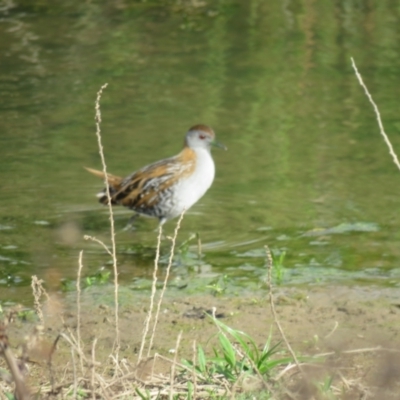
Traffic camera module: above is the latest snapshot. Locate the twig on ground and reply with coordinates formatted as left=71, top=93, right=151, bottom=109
left=48, top=334, right=62, bottom=391
left=91, top=338, right=97, bottom=400
left=351, top=57, right=400, bottom=171
left=94, top=83, right=120, bottom=354
left=109, top=354, right=127, bottom=389
left=60, top=333, right=88, bottom=363
left=265, top=245, right=304, bottom=375
left=154, top=353, right=195, bottom=375
left=71, top=348, right=78, bottom=399
left=0, top=324, right=31, bottom=400
left=324, top=321, right=339, bottom=339
left=274, top=363, right=297, bottom=381
left=94, top=373, right=112, bottom=400
left=314, top=345, right=400, bottom=358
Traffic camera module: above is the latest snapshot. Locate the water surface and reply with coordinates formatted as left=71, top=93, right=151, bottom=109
left=1, top=0, right=400, bottom=303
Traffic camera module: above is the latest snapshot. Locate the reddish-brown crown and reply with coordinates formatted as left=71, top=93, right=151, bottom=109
left=188, top=124, right=215, bottom=138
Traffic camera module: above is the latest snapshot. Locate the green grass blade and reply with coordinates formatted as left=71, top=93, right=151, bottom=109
left=218, top=333, right=236, bottom=368
left=197, top=344, right=207, bottom=374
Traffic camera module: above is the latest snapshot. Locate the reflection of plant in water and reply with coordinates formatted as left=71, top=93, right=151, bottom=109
left=206, top=274, right=228, bottom=296
left=1, top=2, right=45, bottom=76
left=177, top=233, right=197, bottom=257
left=61, top=268, right=111, bottom=291
left=177, top=232, right=202, bottom=260
left=85, top=268, right=111, bottom=287
left=272, top=250, right=286, bottom=286
left=173, top=0, right=218, bottom=32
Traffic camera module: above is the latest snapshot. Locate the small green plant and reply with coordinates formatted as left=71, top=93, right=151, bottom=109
left=186, top=381, right=194, bottom=400
left=4, top=391, right=15, bottom=400
left=316, top=375, right=337, bottom=399
left=135, top=388, right=153, bottom=400
left=211, top=317, right=290, bottom=378
left=66, top=388, right=88, bottom=398
left=16, top=308, right=36, bottom=322
left=182, top=316, right=293, bottom=392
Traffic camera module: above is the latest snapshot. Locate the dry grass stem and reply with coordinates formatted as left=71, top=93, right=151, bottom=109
left=265, top=245, right=304, bottom=375
left=94, top=83, right=120, bottom=353
left=192, top=339, right=197, bottom=399
left=351, top=57, right=400, bottom=171
left=324, top=321, right=339, bottom=339
left=91, top=338, right=97, bottom=400
left=47, top=334, right=61, bottom=391
left=84, top=235, right=113, bottom=257
left=148, top=211, right=186, bottom=357
left=274, top=363, right=298, bottom=381
left=94, top=373, right=112, bottom=400
left=169, top=331, right=183, bottom=400
left=138, top=224, right=163, bottom=362
left=71, top=347, right=78, bottom=399
left=314, top=345, right=400, bottom=358
left=155, top=353, right=196, bottom=374
left=31, top=275, right=49, bottom=325
left=109, top=354, right=126, bottom=386
left=76, top=250, right=84, bottom=373
left=60, top=332, right=88, bottom=364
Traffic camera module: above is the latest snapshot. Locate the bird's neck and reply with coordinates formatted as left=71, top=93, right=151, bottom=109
left=178, top=146, right=197, bottom=163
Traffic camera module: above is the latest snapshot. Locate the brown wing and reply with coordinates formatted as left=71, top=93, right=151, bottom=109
left=116, top=159, right=176, bottom=209
left=114, top=149, right=196, bottom=211
left=86, top=148, right=196, bottom=214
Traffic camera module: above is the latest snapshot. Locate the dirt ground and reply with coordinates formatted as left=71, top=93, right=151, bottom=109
left=3, top=284, right=400, bottom=398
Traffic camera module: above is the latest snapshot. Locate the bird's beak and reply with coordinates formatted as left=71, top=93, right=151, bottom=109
left=211, top=140, right=227, bottom=150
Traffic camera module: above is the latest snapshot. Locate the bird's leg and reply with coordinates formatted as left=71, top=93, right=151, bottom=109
left=122, top=213, right=140, bottom=231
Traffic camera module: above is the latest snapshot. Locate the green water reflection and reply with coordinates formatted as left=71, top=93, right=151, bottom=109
left=1, top=0, right=400, bottom=303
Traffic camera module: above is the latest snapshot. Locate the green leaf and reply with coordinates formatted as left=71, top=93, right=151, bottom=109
left=197, top=345, right=206, bottom=374
left=135, top=388, right=150, bottom=400
left=218, top=333, right=236, bottom=368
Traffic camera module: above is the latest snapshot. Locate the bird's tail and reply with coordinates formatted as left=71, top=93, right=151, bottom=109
left=85, top=167, right=123, bottom=205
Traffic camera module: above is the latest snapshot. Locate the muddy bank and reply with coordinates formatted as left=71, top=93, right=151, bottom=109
left=3, top=284, right=400, bottom=398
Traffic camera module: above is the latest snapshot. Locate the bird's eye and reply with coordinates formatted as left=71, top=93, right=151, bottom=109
left=199, top=134, right=206, bottom=140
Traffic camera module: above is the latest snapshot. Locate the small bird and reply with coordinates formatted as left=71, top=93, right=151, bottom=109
left=86, top=124, right=226, bottom=227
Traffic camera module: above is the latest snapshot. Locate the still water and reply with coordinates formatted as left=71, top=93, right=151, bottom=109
left=1, top=0, right=400, bottom=303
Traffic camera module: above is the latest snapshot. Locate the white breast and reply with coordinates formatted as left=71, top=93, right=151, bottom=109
left=170, top=148, right=215, bottom=218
